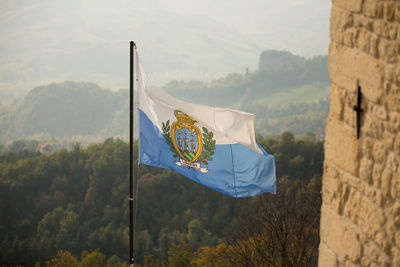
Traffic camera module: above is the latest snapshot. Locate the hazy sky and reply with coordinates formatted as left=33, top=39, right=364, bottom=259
left=0, top=0, right=331, bottom=97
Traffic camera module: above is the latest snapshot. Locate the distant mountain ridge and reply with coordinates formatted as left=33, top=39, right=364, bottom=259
left=0, top=82, right=127, bottom=143
left=166, top=50, right=329, bottom=107
left=0, top=0, right=330, bottom=96
left=0, top=50, right=330, bottom=144
left=259, top=50, right=304, bottom=70
left=165, top=50, right=330, bottom=136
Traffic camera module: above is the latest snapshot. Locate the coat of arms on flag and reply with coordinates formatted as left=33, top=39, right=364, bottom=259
left=161, top=110, right=215, bottom=173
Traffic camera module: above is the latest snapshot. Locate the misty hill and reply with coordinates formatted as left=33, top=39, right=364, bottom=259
left=259, top=50, right=304, bottom=70
left=166, top=50, right=329, bottom=107
left=0, top=0, right=330, bottom=96
left=0, top=82, right=127, bottom=142
left=0, top=50, right=329, bottom=144
left=165, top=50, right=330, bottom=136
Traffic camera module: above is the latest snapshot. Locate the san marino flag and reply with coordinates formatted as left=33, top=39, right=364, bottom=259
left=136, top=51, right=276, bottom=197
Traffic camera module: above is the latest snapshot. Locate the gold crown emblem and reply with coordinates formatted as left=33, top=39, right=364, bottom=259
left=174, top=110, right=197, bottom=125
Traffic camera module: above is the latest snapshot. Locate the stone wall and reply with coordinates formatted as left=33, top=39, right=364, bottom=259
left=319, top=0, right=400, bottom=266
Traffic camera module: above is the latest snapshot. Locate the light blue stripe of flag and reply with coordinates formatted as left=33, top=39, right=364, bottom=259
left=139, top=110, right=276, bottom=198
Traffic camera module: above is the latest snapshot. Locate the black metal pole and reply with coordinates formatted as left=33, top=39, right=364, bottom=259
left=352, top=85, right=362, bottom=139
left=129, top=41, right=136, bottom=266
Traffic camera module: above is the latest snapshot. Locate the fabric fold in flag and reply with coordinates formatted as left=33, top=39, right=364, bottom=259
left=136, top=51, right=276, bottom=197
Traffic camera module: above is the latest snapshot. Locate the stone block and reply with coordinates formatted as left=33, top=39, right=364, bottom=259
left=373, top=20, right=387, bottom=38
left=363, top=183, right=383, bottom=207
left=387, top=92, right=400, bottom=112
left=384, top=220, right=396, bottom=244
left=363, top=241, right=392, bottom=266
left=372, top=104, right=388, bottom=120
left=383, top=120, right=398, bottom=135
left=344, top=260, right=356, bottom=267
left=386, top=152, right=399, bottom=173
left=325, top=117, right=360, bottom=176
left=395, top=3, right=400, bottom=23
left=388, top=111, right=400, bottom=130
left=328, top=44, right=357, bottom=93
left=356, top=28, right=380, bottom=57
left=330, top=7, right=353, bottom=45
left=364, top=115, right=383, bottom=139
left=380, top=168, right=392, bottom=198
left=330, top=84, right=346, bottom=120
left=360, top=137, right=374, bottom=159
left=318, top=243, right=338, bottom=267
left=362, top=82, right=385, bottom=104
left=344, top=228, right=362, bottom=261
left=364, top=238, right=390, bottom=265
left=363, top=0, right=384, bottom=18
left=354, top=14, right=373, bottom=30
left=394, top=132, right=400, bottom=152
left=389, top=23, right=398, bottom=40
left=391, top=172, right=400, bottom=200
left=343, top=188, right=362, bottom=224
left=329, top=43, right=384, bottom=103
left=369, top=32, right=380, bottom=58
left=372, top=162, right=384, bottom=187
left=359, top=157, right=374, bottom=184
left=395, top=230, right=400, bottom=247
left=384, top=65, right=397, bottom=84
left=378, top=40, right=399, bottom=64
left=341, top=184, right=351, bottom=209
left=344, top=186, right=387, bottom=247
left=341, top=171, right=362, bottom=189
left=373, top=141, right=387, bottom=164
left=320, top=205, right=361, bottom=263
left=384, top=81, right=393, bottom=95
left=344, top=29, right=357, bottom=48
left=390, top=202, right=400, bottom=227
left=392, top=247, right=400, bottom=267
left=333, top=0, right=363, bottom=13
left=322, top=163, right=343, bottom=213
left=384, top=2, right=396, bottom=22
left=343, top=92, right=357, bottom=126
left=331, top=7, right=345, bottom=45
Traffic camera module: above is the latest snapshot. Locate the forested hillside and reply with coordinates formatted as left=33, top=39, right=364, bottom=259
left=166, top=50, right=330, bottom=136
left=167, top=51, right=329, bottom=107
left=0, top=82, right=128, bottom=143
left=0, top=50, right=329, bottom=144
left=0, top=132, right=323, bottom=266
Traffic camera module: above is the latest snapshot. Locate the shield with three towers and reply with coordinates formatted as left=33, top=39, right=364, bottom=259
left=170, top=110, right=203, bottom=163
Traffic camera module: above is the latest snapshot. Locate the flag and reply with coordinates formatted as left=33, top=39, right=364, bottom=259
left=136, top=52, right=276, bottom=197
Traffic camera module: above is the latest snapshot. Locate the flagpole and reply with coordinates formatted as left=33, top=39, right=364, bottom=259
left=129, top=40, right=136, bottom=267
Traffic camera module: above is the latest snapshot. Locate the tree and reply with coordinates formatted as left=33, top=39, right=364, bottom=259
left=141, top=255, right=166, bottom=267
left=192, top=243, right=231, bottom=267
left=81, top=249, right=106, bottom=267
left=106, top=254, right=124, bottom=267
left=186, top=219, right=215, bottom=249
left=224, top=177, right=321, bottom=267
left=7, top=139, right=39, bottom=153
left=45, top=250, right=79, bottom=267
left=167, top=242, right=193, bottom=267
left=35, top=207, right=81, bottom=259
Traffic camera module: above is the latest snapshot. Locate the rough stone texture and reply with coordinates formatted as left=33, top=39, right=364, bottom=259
left=319, top=0, right=400, bottom=266
left=325, top=118, right=360, bottom=176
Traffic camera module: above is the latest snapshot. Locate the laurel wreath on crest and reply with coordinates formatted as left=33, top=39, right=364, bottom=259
left=161, top=120, right=179, bottom=158
left=199, top=127, right=215, bottom=165
left=162, top=120, right=215, bottom=166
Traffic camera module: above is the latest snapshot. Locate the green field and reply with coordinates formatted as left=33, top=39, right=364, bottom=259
left=253, top=83, right=330, bottom=108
